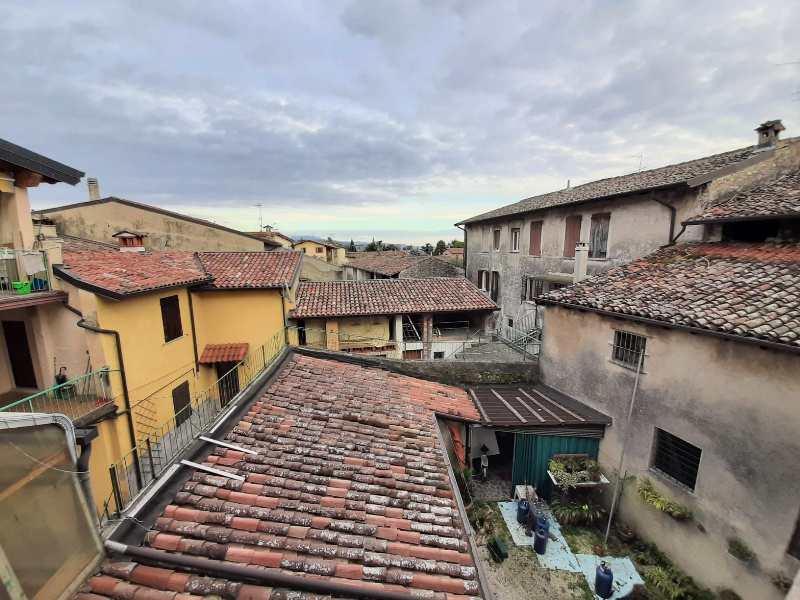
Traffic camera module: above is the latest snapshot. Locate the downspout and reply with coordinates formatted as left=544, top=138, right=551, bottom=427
left=456, top=223, right=467, bottom=274
left=76, top=317, right=143, bottom=489
left=650, top=193, right=677, bottom=245
left=187, top=289, right=200, bottom=372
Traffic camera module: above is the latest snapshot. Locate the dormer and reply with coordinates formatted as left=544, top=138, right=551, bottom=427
left=112, top=229, right=147, bottom=252
left=755, top=120, right=784, bottom=147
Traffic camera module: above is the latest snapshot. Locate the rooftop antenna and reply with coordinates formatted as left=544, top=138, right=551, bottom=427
left=156, top=235, right=168, bottom=260
left=631, top=154, right=644, bottom=172
left=254, top=204, right=263, bottom=232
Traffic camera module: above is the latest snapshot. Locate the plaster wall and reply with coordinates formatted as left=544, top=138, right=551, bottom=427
left=539, top=305, right=800, bottom=599
left=44, top=201, right=265, bottom=251
left=0, top=185, right=35, bottom=249
left=398, top=259, right=464, bottom=279
left=298, top=254, right=343, bottom=281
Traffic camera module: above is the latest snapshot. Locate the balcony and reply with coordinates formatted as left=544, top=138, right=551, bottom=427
left=0, top=248, right=65, bottom=310
left=0, top=367, right=119, bottom=424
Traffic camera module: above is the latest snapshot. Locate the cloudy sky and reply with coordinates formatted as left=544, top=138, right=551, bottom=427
left=3, top=1, right=799, bottom=245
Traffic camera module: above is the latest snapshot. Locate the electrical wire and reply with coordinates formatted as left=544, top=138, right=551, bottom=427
left=1, top=434, right=90, bottom=474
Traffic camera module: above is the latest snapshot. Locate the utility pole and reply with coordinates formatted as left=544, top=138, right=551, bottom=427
left=604, top=347, right=646, bottom=545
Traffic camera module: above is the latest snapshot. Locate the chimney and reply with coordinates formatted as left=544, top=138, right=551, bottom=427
left=573, top=242, right=588, bottom=283
left=87, top=178, right=100, bottom=201
left=112, top=230, right=147, bottom=252
left=755, top=120, right=784, bottom=147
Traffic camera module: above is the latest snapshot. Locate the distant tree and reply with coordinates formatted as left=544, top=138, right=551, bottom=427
left=348, top=239, right=357, bottom=252
left=384, top=244, right=399, bottom=251
left=365, top=238, right=383, bottom=252
left=421, top=243, right=434, bottom=255
left=403, top=245, right=414, bottom=251
left=434, top=240, right=447, bottom=256
left=449, top=239, right=465, bottom=248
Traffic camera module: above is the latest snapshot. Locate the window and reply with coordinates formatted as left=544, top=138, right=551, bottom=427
left=482, top=228, right=490, bottom=252
left=490, top=271, right=500, bottom=302
left=160, top=295, right=183, bottom=343
left=589, top=213, right=611, bottom=259
left=316, top=247, right=323, bottom=253
left=172, top=381, right=192, bottom=427
left=529, top=221, right=543, bottom=256
left=433, top=351, right=445, bottom=359
left=523, top=277, right=567, bottom=301
left=563, top=215, right=582, bottom=257
left=477, top=270, right=488, bottom=290
left=652, top=428, right=701, bottom=491
left=301, top=248, right=307, bottom=253
left=507, top=318, right=514, bottom=328
left=492, top=229, right=501, bottom=252
left=611, top=330, right=647, bottom=370
left=511, top=228, right=520, bottom=252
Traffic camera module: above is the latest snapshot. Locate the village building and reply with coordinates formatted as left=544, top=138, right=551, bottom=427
left=246, top=229, right=295, bottom=249
left=439, top=246, right=465, bottom=264
left=40, top=181, right=278, bottom=252
left=294, top=239, right=346, bottom=265
left=344, top=253, right=464, bottom=280
left=297, top=252, right=344, bottom=281
left=532, top=172, right=800, bottom=598
left=289, top=278, right=497, bottom=359
left=458, top=120, right=800, bottom=334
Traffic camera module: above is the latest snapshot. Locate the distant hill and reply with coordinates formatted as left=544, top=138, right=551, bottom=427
left=290, top=235, right=414, bottom=249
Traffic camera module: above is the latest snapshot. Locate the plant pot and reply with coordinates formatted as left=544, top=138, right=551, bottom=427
left=617, top=529, right=636, bottom=544
left=668, top=511, right=690, bottom=521
left=727, top=550, right=752, bottom=564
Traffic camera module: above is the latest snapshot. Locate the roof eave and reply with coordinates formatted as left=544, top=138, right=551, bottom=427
left=537, top=298, right=800, bottom=355
left=0, top=138, right=84, bottom=185
left=682, top=213, right=800, bottom=226
left=289, top=306, right=499, bottom=319
left=54, top=265, right=211, bottom=301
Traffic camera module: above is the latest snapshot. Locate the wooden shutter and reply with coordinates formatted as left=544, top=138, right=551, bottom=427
left=529, top=221, right=542, bottom=256
left=490, top=271, right=499, bottom=302
left=160, top=295, right=183, bottom=342
left=172, top=381, right=192, bottom=427
left=589, top=213, right=610, bottom=258
left=563, top=215, right=582, bottom=257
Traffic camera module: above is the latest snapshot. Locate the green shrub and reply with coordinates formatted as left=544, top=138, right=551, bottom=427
left=550, top=499, right=606, bottom=526
left=642, top=566, right=687, bottom=600
left=637, top=478, right=693, bottom=520
left=726, top=538, right=754, bottom=561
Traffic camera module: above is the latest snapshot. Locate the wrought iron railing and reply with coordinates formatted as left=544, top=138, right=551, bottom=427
left=0, top=367, right=118, bottom=421
left=107, top=330, right=286, bottom=516
left=0, top=248, right=51, bottom=295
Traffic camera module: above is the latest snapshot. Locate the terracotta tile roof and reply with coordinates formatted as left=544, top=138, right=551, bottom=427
left=290, top=279, right=498, bottom=318
left=198, top=251, right=302, bottom=289
left=57, top=251, right=210, bottom=298
left=459, top=144, right=779, bottom=224
left=77, top=354, right=483, bottom=600
left=684, top=172, right=800, bottom=224
left=443, top=248, right=464, bottom=255
left=199, top=343, right=249, bottom=364
left=57, top=235, right=117, bottom=254
left=346, top=254, right=431, bottom=276
left=540, top=242, right=800, bottom=348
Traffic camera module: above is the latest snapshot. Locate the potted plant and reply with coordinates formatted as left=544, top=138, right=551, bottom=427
left=727, top=538, right=754, bottom=563
left=616, top=522, right=636, bottom=544
left=548, top=458, right=607, bottom=489
left=637, top=478, right=694, bottom=521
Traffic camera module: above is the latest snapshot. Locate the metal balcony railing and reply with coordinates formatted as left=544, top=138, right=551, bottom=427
left=0, top=367, right=117, bottom=421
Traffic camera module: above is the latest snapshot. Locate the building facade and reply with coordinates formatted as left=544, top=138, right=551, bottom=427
left=294, top=239, right=346, bottom=265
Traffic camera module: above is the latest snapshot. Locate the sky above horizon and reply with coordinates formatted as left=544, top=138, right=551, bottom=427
left=3, top=0, right=799, bottom=245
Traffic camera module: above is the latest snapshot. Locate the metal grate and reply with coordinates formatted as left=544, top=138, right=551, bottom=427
left=653, top=428, right=702, bottom=490
left=611, top=330, right=647, bottom=369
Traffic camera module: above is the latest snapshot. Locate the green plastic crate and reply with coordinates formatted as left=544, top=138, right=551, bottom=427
left=12, top=281, right=30, bottom=295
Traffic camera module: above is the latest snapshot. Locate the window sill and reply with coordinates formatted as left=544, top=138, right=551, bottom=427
left=607, top=358, right=647, bottom=374
left=510, top=250, right=520, bottom=253
left=527, top=254, right=542, bottom=258
left=164, top=335, right=185, bottom=346
left=649, top=467, right=695, bottom=495
left=588, top=257, right=608, bottom=262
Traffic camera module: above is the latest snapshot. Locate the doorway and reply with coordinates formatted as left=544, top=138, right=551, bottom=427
left=297, top=320, right=307, bottom=346
left=2, top=321, right=37, bottom=389
left=216, top=361, right=240, bottom=407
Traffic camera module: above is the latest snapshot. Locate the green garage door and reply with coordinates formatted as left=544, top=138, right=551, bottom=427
left=512, top=434, right=600, bottom=499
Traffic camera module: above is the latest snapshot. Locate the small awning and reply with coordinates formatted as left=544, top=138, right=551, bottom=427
left=199, top=343, right=248, bottom=364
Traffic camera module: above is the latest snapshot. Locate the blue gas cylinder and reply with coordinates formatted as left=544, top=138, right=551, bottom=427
left=595, top=561, right=614, bottom=599
left=536, top=514, right=550, bottom=537
left=516, top=499, right=531, bottom=523
left=534, top=526, right=548, bottom=555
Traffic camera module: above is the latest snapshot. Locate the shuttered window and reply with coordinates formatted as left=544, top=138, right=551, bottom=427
left=160, top=295, right=183, bottom=343
left=589, top=213, right=611, bottom=258
left=529, top=221, right=543, bottom=256
left=172, top=381, right=192, bottom=427
left=652, top=428, right=701, bottom=491
left=563, top=215, right=582, bottom=257
left=490, top=271, right=500, bottom=302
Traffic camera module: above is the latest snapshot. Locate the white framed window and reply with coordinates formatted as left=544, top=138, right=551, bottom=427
left=652, top=428, right=701, bottom=491
left=511, top=228, right=520, bottom=252
left=477, top=270, right=488, bottom=290
left=610, top=330, right=647, bottom=370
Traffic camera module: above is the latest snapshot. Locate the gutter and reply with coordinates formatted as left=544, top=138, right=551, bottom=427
left=649, top=193, right=677, bottom=245
left=76, top=318, right=144, bottom=488
left=456, top=223, right=467, bottom=274
left=537, top=299, right=800, bottom=355
left=104, top=541, right=452, bottom=600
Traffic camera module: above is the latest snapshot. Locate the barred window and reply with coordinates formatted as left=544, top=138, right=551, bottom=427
left=611, top=330, right=646, bottom=370
left=652, top=428, right=701, bottom=491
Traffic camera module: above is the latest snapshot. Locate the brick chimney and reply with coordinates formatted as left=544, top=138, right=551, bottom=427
left=87, top=178, right=101, bottom=201
left=573, top=242, right=589, bottom=283
left=755, top=120, right=784, bottom=147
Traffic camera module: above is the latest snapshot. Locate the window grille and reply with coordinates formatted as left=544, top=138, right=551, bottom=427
left=652, top=428, right=701, bottom=491
left=611, top=330, right=646, bottom=369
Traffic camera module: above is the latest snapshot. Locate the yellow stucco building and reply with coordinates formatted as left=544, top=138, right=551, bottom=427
left=294, top=239, right=346, bottom=265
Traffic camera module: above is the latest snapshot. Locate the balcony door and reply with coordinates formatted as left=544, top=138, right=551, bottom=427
left=2, top=321, right=37, bottom=389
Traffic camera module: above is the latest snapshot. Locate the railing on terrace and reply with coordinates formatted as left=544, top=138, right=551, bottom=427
left=107, top=330, right=286, bottom=517
left=0, top=367, right=117, bottom=421
left=0, top=247, right=51, bottom=295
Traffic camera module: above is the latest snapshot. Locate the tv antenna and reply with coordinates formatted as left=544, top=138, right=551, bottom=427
left=631, top=154, right=644, bottom=172
left=254, top=204, right=263, bottom=232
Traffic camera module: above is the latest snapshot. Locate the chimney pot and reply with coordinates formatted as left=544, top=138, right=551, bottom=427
left=573, top=242, right=589, bottom=284
left=755, top=120, right=784, bottom=147
left=87, top=178, right=100, bottom=201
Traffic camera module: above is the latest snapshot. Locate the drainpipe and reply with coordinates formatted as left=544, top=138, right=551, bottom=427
left=456, top=224, right=467, bottom=274
left=75, top=426, right=100, bottom=528
left=186, top=290, right=200, bottom=372
left=650, top=193, right=677, bottom=245
left=76, top=318, right=143, bottom=489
